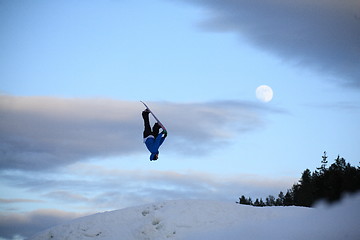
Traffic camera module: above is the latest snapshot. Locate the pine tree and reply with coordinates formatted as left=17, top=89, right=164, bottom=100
left=317, top=151, right=328, bottom=173
left=283, top=190, right=293, bottom=206
left=248, top=197, right=253, bottom=205
left=259, top=198, right=265, bottom=207
left=276, top=191, right=285, bottom=206
left=237, top=195, right=251, bottom=205
left=266, top=195, right=276, bottom=206
left=298, top=169, right=314, bottom=206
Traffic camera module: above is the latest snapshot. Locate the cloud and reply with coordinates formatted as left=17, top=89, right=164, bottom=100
left=0, top=209, right=86, bottom=239
left=0, top=95, right=141, bottom=171
left=0, top=198, right=43, bottom=204
left=0, top=95, right=275, bottom=171
left=0, top=162, right=295, bottom=239
left=43, top=191, right=90, bottom=203
left=182, top=0, right=360, bottom=87
left=307, top=101, right=360, bottom=112
left=1, top=162, right=295, bottom=210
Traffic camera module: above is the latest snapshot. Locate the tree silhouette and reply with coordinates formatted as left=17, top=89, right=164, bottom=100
left=317, top=151, right=328, bottom=173
left=237, top=152, right=360, bottom=207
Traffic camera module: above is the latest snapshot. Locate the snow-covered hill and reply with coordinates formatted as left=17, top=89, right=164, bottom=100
left=30, top=194, right=360, bottom=240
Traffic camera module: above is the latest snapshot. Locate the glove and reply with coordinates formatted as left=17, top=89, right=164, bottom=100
left=162, top=130, right=168, bottom=138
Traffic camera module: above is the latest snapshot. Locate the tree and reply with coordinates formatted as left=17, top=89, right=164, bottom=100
left=326, top=156, right=347, bottom=202
left=276, top=191, right=285, bottom=206
left=283, top=191, right=293, bottom=206
left=298, top=169, right=314, bottom=206
left=266, top=195, right=276, bottom=206
left=237, top=195, right=253, bottom=205
left=236, top=153, right=360, bottom=207
left=317, top=151, right=328, bottom=173
left=237, top=195, right=251, bottom=205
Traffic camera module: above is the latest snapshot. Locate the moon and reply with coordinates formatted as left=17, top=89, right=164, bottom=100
left=256, top=85, right=273, bottom=102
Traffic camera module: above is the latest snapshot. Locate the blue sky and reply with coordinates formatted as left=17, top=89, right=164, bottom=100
left=1, top=0, right=360, bottom=239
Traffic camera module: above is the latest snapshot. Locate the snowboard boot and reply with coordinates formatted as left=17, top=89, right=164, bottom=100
left=142, top=109, right=150, bottom=117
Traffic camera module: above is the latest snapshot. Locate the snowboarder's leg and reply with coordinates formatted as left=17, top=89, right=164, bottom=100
left=142, top=110, right=152, bottom=138
left=152, top=123, right=161, bottom=138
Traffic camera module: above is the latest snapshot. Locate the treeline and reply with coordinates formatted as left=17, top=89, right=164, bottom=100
left=237, top=152, right=360, bottom=207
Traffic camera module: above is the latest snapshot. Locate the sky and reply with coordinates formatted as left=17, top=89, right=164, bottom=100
left=0, top=0, right=360, bottom=239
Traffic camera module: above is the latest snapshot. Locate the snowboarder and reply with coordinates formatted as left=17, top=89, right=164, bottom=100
left=142, top=109, right=167, bottom=161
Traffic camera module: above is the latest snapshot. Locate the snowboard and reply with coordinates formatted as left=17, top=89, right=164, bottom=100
left=140, top=101, right=167, bottom=132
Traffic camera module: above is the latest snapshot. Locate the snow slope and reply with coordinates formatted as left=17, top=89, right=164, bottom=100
left=30, top=194, right=360, bottom=240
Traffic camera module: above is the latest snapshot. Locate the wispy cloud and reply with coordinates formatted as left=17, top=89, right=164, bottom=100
left=182, top=0, right=360, bottom=87
left=0, top=95, right=278, bottom=171
left=0, top=209, right=86, bottom=239
left=0, top=161, right=295, bottom=238
left=307, top=101, right=360, bottom=112
left=1, top=162, right=295, bottom=209
left=0, top=198, right=43, bottom=204
left=43, top=191, right=90, bottom=203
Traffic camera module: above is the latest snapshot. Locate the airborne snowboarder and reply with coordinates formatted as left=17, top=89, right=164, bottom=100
left=142, top=108, right=167, bottom=161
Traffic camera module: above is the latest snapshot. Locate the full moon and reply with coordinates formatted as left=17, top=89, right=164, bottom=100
left=256, top=85, right=273, bottom=102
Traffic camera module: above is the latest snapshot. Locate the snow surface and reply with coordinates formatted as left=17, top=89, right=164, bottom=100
left=30, top=194, right=360, bottom=240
